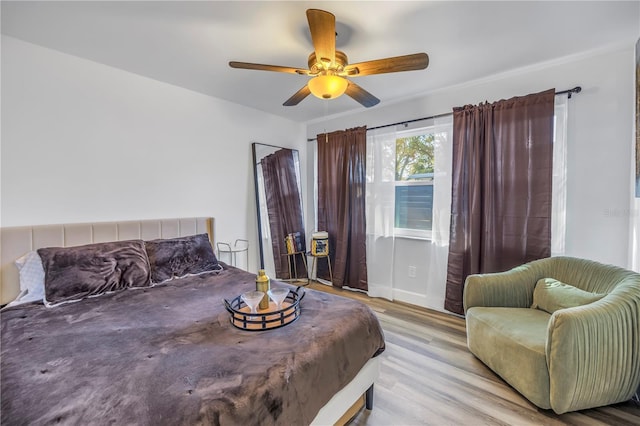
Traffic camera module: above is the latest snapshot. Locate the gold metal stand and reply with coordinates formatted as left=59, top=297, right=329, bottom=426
left=309, top=253, right=333, bottom=285
left=282, top=251, right=308, bottom=283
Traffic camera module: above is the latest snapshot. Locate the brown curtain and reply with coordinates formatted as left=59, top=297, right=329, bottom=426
left=317, top=127, right=368, bottom=290
left=261, top=148, right=305, bottom=279
left=445, top=89, right=555, bottom=315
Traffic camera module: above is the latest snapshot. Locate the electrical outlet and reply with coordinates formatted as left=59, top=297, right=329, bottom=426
left=408, top=266, right=417, bottom=278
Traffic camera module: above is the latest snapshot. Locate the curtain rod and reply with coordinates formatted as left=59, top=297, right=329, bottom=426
left=306, top=86, right=582, bottom=142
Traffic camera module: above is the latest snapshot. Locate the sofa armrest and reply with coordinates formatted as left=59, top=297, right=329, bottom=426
left=546, top=299, right=640, bottom=414
left=463, top=265, right=538, bottom=313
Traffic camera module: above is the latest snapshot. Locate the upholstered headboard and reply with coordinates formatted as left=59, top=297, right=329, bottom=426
left=0, top=217, right=214, bottom=305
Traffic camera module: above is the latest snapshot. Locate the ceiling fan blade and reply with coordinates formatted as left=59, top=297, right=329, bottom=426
left=345, top=81, right=380, bottom=108
left=344, top=53, right=429, bottom=76
left=306, top=9, right=336, bottom=65
left=283, top=84, right=312, bottom=106
left=229, top=61, right=309, bottom=75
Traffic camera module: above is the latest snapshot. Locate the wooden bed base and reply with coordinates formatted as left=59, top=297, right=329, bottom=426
left=311, top=357, right=379, bottom=425
left=332, top=384, right=374, bottom=425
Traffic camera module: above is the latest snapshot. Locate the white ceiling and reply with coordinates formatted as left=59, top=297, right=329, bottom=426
left=2, top=1, right=639, bottom=123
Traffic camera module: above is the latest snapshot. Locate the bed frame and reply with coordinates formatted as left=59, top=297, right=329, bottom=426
left=0, top=217, right=379, bottom=425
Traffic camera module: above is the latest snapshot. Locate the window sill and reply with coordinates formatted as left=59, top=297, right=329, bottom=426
left=366, top=233, right=433, bottom=242
left=394, top=234, right=432, bottom=242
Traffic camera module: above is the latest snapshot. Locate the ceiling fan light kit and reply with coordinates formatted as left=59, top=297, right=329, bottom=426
left=229, top=9, right=429, bottom=108
left=308, top=75, right=348, bottom=99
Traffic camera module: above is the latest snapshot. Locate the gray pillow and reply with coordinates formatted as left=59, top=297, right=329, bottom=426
left=144, top=234, right=218, bottom=284
left=37, top=239, right=151, bottom=307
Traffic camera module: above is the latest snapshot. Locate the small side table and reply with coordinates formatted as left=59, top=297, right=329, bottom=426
left=217, top=239, right=249, bottom=269
left=281, top=251, right=309, bottom=283
left=309, top=252, right=333, bottom=285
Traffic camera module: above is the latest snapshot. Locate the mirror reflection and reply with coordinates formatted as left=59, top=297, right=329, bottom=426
left=252, top=143, right=307, bottom=281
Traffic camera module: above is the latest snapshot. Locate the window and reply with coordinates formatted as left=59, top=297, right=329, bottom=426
left=394, top=131, right=436, bottom=238
left=366, top=118, right=452, bottom=242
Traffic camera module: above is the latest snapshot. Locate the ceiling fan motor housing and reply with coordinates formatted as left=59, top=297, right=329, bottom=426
left=308, top=51, right=349, bottom=75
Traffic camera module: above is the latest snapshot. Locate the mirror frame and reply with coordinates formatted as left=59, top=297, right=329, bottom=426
left=251, top=143, right=305, bottom=275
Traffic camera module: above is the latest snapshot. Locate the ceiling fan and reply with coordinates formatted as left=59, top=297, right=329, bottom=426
left=229, top=9, right=429, bottom=108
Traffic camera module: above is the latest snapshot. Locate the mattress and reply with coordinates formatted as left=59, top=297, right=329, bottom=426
left=1, top=263, right=385, bottom=425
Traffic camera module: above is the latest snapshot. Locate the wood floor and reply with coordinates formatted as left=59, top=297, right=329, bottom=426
left=307, top=283, right=640, bottom=426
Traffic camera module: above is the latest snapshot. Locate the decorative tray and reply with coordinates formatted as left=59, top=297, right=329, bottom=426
left=224, top=286, right=305, bottom=331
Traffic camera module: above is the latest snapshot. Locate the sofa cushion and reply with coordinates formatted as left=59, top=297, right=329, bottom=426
left=466, top=307, right=552, bottom=409
left=532, top=278, right=605, bottom=314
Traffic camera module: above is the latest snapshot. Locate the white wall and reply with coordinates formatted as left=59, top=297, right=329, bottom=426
left=632, top=41, right=640, bottom=274
left=307, top=45, right=635, bottom=312
left=3, top=34, right=635, bottom=310
left=0, top=36, right=306, bottom=273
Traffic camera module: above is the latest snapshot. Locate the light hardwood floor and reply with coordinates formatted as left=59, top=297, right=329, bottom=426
left=307, top=283, right=640, bottom=426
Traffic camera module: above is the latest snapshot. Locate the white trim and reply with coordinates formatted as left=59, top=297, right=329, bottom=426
left=393, top=227, right=432, bottom=240
left=391, top=288, right=428, bottom=307
left=390, top=288, right=451, bottom=315
left=367, top=283, right=394, bottom=300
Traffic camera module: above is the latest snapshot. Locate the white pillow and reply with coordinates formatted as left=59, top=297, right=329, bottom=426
left=9, top=251, right=45, bottom=305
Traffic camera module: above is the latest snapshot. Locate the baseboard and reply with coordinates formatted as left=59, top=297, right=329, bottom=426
left=392, top=288, right=449, bottom=314
left=367, top=284, right=393, bottom=300
left=336, top=282, right=451, bottom=316
left=392, top=288, right=428, bottom=307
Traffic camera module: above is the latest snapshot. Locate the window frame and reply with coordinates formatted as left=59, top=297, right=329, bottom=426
left=393, top=127, right=437, bottom=240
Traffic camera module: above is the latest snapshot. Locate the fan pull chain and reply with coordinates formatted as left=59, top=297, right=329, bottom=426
left=324, top=99, right=329, bottom=143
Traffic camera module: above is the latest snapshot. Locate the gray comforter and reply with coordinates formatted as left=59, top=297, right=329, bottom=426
left=1, top=264, right=385, bottom=425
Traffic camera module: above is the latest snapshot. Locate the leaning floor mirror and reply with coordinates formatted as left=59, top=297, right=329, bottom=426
left=252, top=143, right=307, bottom=282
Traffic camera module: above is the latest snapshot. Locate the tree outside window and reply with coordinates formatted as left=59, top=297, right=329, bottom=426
left=395, top=134, right=435, bottom=235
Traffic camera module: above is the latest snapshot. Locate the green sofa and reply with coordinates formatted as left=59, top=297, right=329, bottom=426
left=463, top=256, right=640, bottom=414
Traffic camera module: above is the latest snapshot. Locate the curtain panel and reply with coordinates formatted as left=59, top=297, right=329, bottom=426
left=365, top=128, right=398, bottom=299
left=366, top=116, right=453, bottom=303
left=261, top=149, right=306, bottom=279
left=552, top=94, right=568, bottom=256
left=445, top=89, right=556, bottom=315
left=316, top=127, right=368, bottom=290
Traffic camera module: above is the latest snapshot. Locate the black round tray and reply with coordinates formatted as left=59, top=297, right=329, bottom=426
left=224, top=286, right=305, bottom=331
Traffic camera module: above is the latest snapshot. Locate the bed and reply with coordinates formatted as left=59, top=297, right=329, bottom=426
left=0, top=217, right=385, bottom=425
